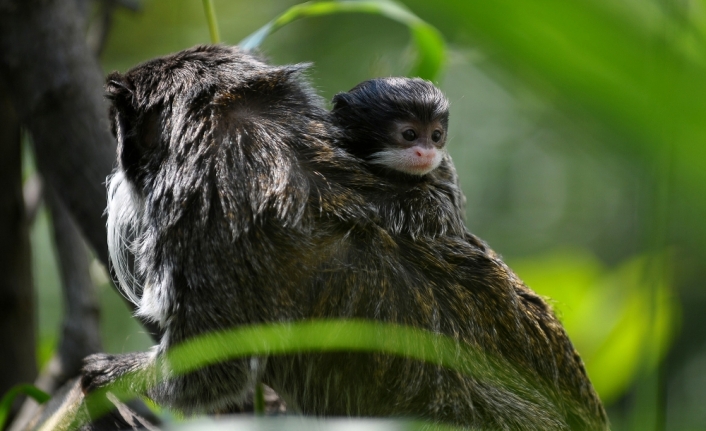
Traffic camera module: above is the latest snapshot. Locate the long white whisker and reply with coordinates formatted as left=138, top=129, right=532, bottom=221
left=106, top=170, right=146, bottom=305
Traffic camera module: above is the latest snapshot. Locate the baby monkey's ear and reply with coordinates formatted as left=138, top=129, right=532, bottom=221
left=331, top=92, right=352, bottom=112
left=105, top=72, right=158, bottom=185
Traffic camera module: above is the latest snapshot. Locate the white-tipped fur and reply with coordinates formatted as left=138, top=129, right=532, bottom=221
left=369, top=148, right=444, bottom=176
left=106, top=170, right=145, bottom=306
left=138, top=271, right=171, bottom=326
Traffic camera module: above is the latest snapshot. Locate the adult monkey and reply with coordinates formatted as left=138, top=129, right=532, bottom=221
left=83, top=45, right=608, bottom=431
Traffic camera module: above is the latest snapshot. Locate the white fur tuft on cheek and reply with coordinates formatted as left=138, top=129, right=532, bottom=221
left=106, top=170, right=173, bottom=327
left=106, top=170, right=146, bottom=306
left=369, top=147, right=444, bottom=176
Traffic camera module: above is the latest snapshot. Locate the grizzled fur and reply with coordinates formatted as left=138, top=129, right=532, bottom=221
left=82, top=45, right=608, bottom=430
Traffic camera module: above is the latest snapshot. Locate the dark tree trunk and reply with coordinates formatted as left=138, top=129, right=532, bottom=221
left=0, top=83, right=36, bottom=415
left=0, top=0, right=116, bottom=267
left=49, top=187, right=103, bottom=383
left=0, top=0, right=161, bottom=340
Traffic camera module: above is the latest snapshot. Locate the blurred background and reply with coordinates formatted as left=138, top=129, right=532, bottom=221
left=24, top=0, right=705, bottom=429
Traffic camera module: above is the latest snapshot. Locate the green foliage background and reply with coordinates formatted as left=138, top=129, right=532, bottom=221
left=28, top=0, right=706, bottom=430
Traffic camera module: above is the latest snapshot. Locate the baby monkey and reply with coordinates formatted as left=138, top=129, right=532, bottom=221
left=332, top=77, right=448, bottom=177
left=331, top=77, right=467, bottom=240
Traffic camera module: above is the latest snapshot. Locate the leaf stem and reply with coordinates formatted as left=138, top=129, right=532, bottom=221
left=202, top=0, right=220, bottom=44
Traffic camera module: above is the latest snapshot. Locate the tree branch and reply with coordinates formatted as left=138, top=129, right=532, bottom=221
left=0, top=0, right=161, bottom=340
left=0, top=0, right=116, bottom=267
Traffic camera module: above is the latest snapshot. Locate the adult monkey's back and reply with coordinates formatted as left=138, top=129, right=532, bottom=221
left=82, top=45, right=608, bottom=431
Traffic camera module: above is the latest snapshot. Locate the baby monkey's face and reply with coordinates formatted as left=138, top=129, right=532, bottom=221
left=369, top=117, right=446, bottom=176
left=331, top=77, right=450, bottom=176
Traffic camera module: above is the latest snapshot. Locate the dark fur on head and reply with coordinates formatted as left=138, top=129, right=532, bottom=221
left=331, top=77, right=449, bottom=162
left=83, top=45, right=608, bottom=430
left=330, top=77, right=463, bottom=238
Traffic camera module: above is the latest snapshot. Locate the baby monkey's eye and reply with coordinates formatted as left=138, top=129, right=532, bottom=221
left=432, top=130, right=442, bottom=142
left=402, top=129, right=417, bottom=141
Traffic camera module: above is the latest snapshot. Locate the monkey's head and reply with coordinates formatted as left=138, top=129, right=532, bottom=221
left=103, top=45, right=320, bottom=320
left=331, top=78, right=449, bottom=176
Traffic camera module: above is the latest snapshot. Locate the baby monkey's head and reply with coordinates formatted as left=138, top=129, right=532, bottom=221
left=332, top=77, right=449, bottom=176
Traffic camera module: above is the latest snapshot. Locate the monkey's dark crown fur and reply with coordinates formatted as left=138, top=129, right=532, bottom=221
left=331, top=77, right=449, bottom=161
left=82, top=45, right=608, bottom=431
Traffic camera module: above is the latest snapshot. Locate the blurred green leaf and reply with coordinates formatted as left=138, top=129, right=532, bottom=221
left=239, top=0, right=446, bottom=80
left=80, top=319, right=567, bottom=425
left=0, top=384, right=50, bottom=429
left=37, top=334, right=56, bottom=370
left=512, top=250, right=679, bottom=404
left=166, top=320, right=487, bottom=376
left=407, top=1, right=706, bottom=245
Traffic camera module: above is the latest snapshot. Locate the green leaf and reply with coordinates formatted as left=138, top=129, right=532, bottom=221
left=80, top=320, right=563, bottom=423
left=239, top=0, right=446, bottom=81
left=0, top=384, right=50, bottom=429
left=165, top=320, right=486, bottom=376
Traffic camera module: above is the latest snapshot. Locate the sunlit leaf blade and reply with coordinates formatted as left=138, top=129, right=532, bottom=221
left=81, top=320, right=561, bottom=424
left=239, top=0, right=446, bottom=81
left=166, top=320, right=487, bottom=376
left=0, top=384, right=50, bottom=429
left=409, top=23, right=445, bottom=80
